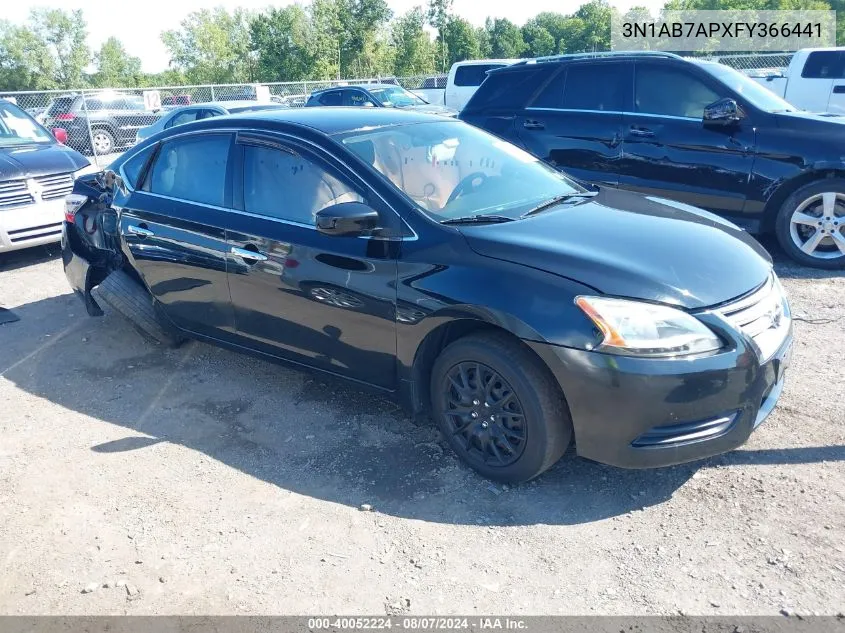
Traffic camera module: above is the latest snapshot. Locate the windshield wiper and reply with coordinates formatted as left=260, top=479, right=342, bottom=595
left=521, top=191, right=598, bottom=218
left=440, top=214, right=514, bottom=225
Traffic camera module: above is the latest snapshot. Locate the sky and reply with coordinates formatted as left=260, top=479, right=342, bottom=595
left=5, top=0, right=667, bottom=73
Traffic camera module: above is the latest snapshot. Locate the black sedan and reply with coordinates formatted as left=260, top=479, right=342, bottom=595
left=305, top=84, right=456, bottom=117
left=62, top=108, right=793, bottom=483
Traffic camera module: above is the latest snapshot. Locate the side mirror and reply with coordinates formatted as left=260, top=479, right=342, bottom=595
left=52, top=127, right=68, bottom=144
left=315, top=202, right=379, bottom=237
left=703, top=98, right=743, bottom=126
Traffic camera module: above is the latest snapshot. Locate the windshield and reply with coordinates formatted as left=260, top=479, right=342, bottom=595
left=337, top=121, right=584, bottom=220
left=368, top=86, right=426, bottom=107
left=701, top=63, right=797, bottom=113
left=0, top=101, right=53, bottom=147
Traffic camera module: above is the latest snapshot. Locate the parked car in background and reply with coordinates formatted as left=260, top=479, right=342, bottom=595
left=43, top=92, right=163, bottom=156
left=749, top=48, right=845, bottom=113
left=412, top=75, right=447, bottom=105
left=135, top=101, right=290, bottom=143
left=415, top=60, right=518, bottom=110
left=63, top=108, right=791, bottom=483
left=25, top=106, right=48, bottom=124
left=305, top=84, right=456, bottom=116
left=0, top=99, right=92, bottom=252
left=462, top=51, right=845, bottom=269
left=162, top=95, right=192, bottom=107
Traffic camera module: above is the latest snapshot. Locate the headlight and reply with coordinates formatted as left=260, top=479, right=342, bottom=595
left=575, top=296, right=723, bottom=357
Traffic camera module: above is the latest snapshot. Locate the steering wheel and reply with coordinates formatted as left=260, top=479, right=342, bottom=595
left=446, top=172, right=488, bottom=206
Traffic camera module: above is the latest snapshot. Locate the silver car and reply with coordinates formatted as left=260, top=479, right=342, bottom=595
left=135, top=101, right=288, bottom=143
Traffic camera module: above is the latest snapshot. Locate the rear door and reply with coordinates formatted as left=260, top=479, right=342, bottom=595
left=224, top=132, right=399, bottom=388
left=617, top=61, right=755, bottom=217
left=516, top=61, right=630, bottom=186
left=119, top=132, right=236, bottom=337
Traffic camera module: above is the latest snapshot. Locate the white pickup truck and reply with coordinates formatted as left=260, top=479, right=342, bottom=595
left=413, top=59, right=518, bottom=111
left=750, top=47, right=845, bottom=113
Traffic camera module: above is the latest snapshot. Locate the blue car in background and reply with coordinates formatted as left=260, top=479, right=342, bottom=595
left=306, top=84, right=457, bottom=117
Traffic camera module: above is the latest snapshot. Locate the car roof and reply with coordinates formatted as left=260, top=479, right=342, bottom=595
left=204, top=106, right=449, bottom=135
left=166, top=101, right=285, bottom=113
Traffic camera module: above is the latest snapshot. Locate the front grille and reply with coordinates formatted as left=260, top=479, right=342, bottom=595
left=0, top=173, right=74, bottom=209
left=716, top=274, right=791, bottom=362
left=35, top=173, right=74, bottom=200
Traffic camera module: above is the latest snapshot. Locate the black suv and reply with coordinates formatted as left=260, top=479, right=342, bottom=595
left=44, top=93, right=163, bottom=156
left=461, top=51, right=845, bottom=269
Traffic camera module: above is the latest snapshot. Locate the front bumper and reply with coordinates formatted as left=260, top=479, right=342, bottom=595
left=0, top=199, right=64, bottom=252
left=528, top=326, right=792, bottom=469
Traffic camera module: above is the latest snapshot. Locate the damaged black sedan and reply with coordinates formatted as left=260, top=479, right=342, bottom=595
left=63, top=109, right=793, bottom=483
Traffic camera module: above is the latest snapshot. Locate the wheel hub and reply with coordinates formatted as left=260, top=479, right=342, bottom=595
left=789, top=192, right=845, bottom=260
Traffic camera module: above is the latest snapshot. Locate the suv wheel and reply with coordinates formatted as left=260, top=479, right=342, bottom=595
left=430, top=332, right=572, bottom=483
left=91, top=129, right=115, bottom=155
left=776, top=179, right=845, bottom=269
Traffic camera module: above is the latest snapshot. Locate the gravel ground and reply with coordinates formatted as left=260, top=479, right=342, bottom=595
left=0, top=239, right=843, bottom=616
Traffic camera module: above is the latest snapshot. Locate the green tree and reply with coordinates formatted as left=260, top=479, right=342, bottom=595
left=30, top=8, right=90, bottom=88
left=442, top=16, right=480, bottom=66
left=161, top=8, right=253, bottom=84
left=571, top=0, right=613, bottom=52
left=391, top=7, right=435, bottom=76
left=427, top=0, right=453, bottom=71
left=92, top=37, right=142, bottom=87
left=0, top=21, right=56, bottom=91
left=250, top=5, right=313, bottom=81
left=522, top=23, right=555, bottom=57
left=485, top=18, right=526, bottom=58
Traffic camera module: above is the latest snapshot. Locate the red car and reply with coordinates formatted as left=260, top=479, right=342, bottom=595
left=162, top=95, right=191, bottom=107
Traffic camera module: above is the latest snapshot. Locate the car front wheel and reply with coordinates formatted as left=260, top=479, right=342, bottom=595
left=776, top=180, right=845, bottom=269
left=430, top=331, right=572, bottom=483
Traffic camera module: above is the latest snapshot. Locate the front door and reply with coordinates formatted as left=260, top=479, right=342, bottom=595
left=119, top=132, right=236, bottom=336
left=516, top=61, right=630, bottom=186
left=617, top=61, right=756, bottom=220
left=225, top=133, right=399, bottom=389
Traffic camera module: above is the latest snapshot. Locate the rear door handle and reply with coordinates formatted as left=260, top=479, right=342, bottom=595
left=628, top=126, right=655, bottom=138
left=231, top=246, right=268, bottom=262
left=523, top=120, right=545, bottom=130
left=127, top=224, right=154, bottom=238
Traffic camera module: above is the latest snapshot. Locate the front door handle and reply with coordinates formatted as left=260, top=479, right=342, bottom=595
left=523, top=119, right=545, bottom=130
left=628, top=126, right=655, bottom=138
left=231, top=246, right=268, bottom=262
left=127, top=224, right=154, bottom=238
left=834, top=85, right=845, bottom=94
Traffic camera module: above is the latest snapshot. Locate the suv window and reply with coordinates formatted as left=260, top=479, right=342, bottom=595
left=166, top=109, right=202, bottom=128
left=47, top=96, right=74, bottom=116
left=635, top=64, right=720, bottom=118
left=242, top=144, right=363, bottom=224
left=148, top=134, right=231, bottom=206
left=465, top=68, right=547, bottom=111
left=319, top=91, right=342, bottom=106
left=454, top=64, right=505, bottom=87
left=562, top=63, right=628, bottom=112
left=344, top=90, right=373, bottom=106
left=801, top=51, right=845, bottom=78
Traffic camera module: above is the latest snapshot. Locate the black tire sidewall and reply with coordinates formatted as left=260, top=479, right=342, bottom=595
left=776, top=179, right=845, bottom=270
left=430, top=335, right=571, bottom=483
left=92, top=128, right=115, bottom=155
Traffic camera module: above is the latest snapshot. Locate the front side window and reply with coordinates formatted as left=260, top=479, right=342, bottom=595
left=344, top=90, right=375, bottom=107
left=367, top=86, right=424, bottom=107
left=635, top=65, right=720, bottom=118
left=166, top=109, right=202, bottom=128
left=562, top=63, right=628, bottom=112
left=701, top=62, right=796, bottom=113
left=147, top=134, right=230, bottom=206
left=319, top=91, right=342, bottom=106
left=242, top=144, right=363, bottom=224
left=338, top=121, right=583, bottom=220
left=0, top=101, right=53, bottom=147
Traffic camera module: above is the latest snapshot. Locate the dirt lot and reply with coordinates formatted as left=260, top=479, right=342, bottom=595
left=0, top=239, right=843, bottom=616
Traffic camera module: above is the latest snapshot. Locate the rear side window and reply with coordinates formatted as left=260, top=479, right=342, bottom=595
left=121, top=144, right=156, bottom=189
left=166, top=109, right=201, bottom=128
left=47, top=97, right=74, bottom=116
left=464, top=69, right=547, bottom=112
left=531, top=70, right=566, bottom=108
left=454, top=64, right=505, bottom=87
left=147, top=134, right=231, bottom=206
left=562, top=63, right=629, bottom=112
left=319, top=91, right=342, bottom=106
left=801, top=51, right=845, bottom=78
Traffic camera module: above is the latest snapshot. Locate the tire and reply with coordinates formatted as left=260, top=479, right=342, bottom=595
left=91, top=269, right=186, bottom=347
left=90, top=128, right=115, bottom=156
left=775, top=179, right=845, bottom=269
left=429, top=331, right=572, bottom=483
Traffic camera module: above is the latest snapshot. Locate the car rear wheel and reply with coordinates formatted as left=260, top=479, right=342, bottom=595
left=91, top=129, right=115, bottom=156
left=430, top=331, right=572, bottom=483
left=776, top=180, right=845, bottom=269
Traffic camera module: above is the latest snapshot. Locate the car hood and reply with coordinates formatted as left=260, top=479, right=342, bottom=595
left=458, top=188, right=772, bottom=310
left=0, top=143, right=89, bottom=180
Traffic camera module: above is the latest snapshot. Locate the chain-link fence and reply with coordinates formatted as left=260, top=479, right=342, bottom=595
left=0, top=55, right=790, bottom=169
